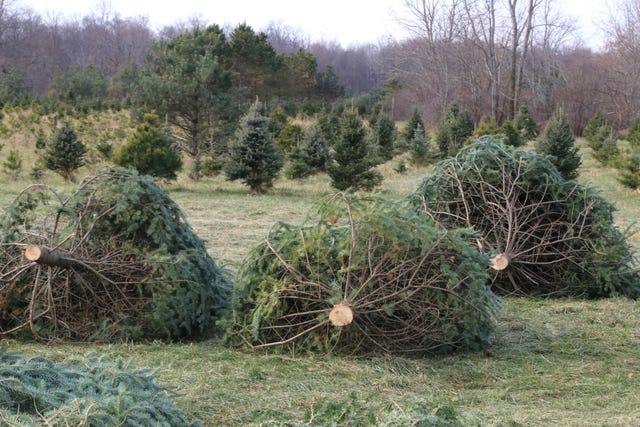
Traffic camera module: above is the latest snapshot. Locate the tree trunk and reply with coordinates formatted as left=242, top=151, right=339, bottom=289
left=24, top=244, right=84, bottom=269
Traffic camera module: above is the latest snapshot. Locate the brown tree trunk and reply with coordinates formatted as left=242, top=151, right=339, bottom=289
left=24, top=244, right=83, bottom=269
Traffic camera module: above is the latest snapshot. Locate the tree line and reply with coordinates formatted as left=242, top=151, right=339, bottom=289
left=2, top=0, right=640, bottom=133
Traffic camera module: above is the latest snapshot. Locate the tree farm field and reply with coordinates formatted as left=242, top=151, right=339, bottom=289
left=2, top=139, right=640, bottom=425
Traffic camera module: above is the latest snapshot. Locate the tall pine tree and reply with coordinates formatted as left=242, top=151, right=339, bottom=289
left=536, top=109, right=581, bottom=180
left=225, top=100, right=284, bottom=194
left=327, top=111, right=382, bottom=191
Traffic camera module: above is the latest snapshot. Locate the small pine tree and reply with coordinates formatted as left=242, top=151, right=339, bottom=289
left=408, top=123, right=431, bottom=166
left=591, top=135, right=620, bottom=166
left=225, top=100, right=284, bottom=194
left=627, top=116, right=640, bottom=148
left=513, top=105, right=539, bottom=141
left=43, top=122, right=87, bottom=182
left=2, top=150, right=22, bottom=179
left=114, top=113, right=182, bottom=181
left=616, top=147, right=640, bottom=190
left=276, top=122, right=304, bottom=155
left=327, top=111, right=382, bottom=191
left=401, top=109, right=424, bottom=152
left=500, top=120, right=523, bottom=147
left=435, top=103, right=473, bottom=158
left=583, top=110, right=610, bottom=141
left=374, top=112, right=396, bottom=162
left=475, top=117, right=500, bottom=138
left=285, top=123, right=332, bottom=179
left=536, top=109, right=581, bottom=180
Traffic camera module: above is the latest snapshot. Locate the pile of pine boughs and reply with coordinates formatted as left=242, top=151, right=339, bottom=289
left=0, top=168, right=230, bottom=341
left=410, top=136, right=640, bottom=298
left=0, top=349, right=199, bottom=426
left=223, top=193, right=500, bottom=355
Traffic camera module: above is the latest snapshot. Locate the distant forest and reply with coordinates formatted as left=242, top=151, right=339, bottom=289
left=2, top=0, right=640, bottom=132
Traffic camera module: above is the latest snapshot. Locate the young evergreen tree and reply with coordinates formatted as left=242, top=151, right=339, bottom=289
left=536, top=109, right=581, bottom=180
left=327, top=111, right=382, bottom=191
left=408, top=123, right=431, bottom=166
left=627, top=116, right=640, bottom=148
left=513, top=105, right=539, bottom=141
left=500, top=119, right=523, bottom=147
left=2, top=150, right=22, bottom=179
left=583, top=110, right=610, bottom=141
left=435, top=103, right=473, bottom=158
left=225, top=101, right=284, bottom=194
left=114, top=113, right=182, bottom=181
left=374, top=111, right=397, bottom=162
left=616, top=148, right=640, bottom=190
left=43, top=122, right=87, bottom=182
left=401, top=109, right=424, bottom=152
left=284, top=124, right=332, bottom=180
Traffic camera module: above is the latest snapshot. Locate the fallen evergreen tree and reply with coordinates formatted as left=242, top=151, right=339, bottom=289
left=0, top=168, right=230, bottom=341
left=410, top=136, right=640, bottom=298
left=222, top=193, right=500, bottom=355
left=0, top=349, right=200, bottom=426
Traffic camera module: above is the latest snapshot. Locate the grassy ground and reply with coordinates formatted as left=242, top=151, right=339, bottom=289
left=2, top=117, right=640, bottom=425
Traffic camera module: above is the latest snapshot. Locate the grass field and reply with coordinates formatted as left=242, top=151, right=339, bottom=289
left=2, top=119, right=640, bottom=425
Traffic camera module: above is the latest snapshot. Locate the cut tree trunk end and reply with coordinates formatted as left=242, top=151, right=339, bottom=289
left=491, top=253, right=510, bottom=271
left=24, top=244, right=80, bottom=269
left=329, top=301, right=353, bottom=327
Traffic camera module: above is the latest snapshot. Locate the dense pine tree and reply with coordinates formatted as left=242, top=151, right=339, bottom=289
left=536, top=109, right=581, bottom=180
left=513, top=105, right=539, bottom=141
left=374, top=111, right=397, bottom=162
left=43, top=122, right=87, bottom=182
left=327, top=111, right=382, bottom=191
left=285, top=124, right=332, bottom=180
left=225, top=101, right=284, bottom=194
left=408, top=123, right=431, bottom=166
left=114, top=113, right=182, bottom=180
left=401, top=109, right=425, bottom=152
left=435, top=103, right=473, bottom=158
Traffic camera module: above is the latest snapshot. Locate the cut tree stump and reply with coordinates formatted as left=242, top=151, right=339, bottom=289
left=329, top=301, right=353, bottom=327
left=491, top=253, right=510, bottom=271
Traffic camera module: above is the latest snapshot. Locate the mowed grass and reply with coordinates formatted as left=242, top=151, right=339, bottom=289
left=2, top=127, right=640, bottom=425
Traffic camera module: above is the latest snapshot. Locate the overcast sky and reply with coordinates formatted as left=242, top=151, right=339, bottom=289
left=18, top=0, right=609, bottom=49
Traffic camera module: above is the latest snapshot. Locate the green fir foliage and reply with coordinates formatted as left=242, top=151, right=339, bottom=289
left=0, top=349, right=200, bottom=426
left=327, top=111, right=383, bottom=191
left=223, top=194, right=500, bottom=355
left=43, top=121, right=87, bottom=182
left=536, top=109, right=581, bottom=180
left=225, top=101, right=284, bottom=194
left=114, top=113, right=182, bottom=180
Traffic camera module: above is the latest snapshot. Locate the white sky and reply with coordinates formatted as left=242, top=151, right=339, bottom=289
left=18, top=0, right=608, bottom=49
